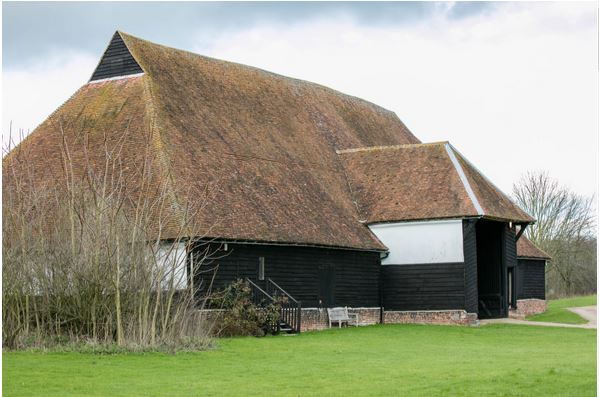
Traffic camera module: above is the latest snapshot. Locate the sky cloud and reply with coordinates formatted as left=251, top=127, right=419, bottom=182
left=193, top=2, right=598, bottom=197
left=2, top=2, right=597, bottom=198
left=3, top=51, right=97, bottom=148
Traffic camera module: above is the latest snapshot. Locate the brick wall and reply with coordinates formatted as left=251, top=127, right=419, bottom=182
left=384, top=310, right=478, bottom=325
left=198, top=307, right=479, bottom=334
left=300, top=308, right=381, bottom=332
left=509, top=299, right=547, bottom=319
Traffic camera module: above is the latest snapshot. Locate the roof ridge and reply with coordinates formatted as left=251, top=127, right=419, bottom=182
left=336, top=141, right=448, bottom=155
left=117, top=31, right=415, bottom=125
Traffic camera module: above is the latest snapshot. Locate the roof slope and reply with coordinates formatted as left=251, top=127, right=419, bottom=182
left=5, top=31, right=424, bottom=250
left=116, top=32, right=425, bottom=249
left=517, top=236, right=552, bottom=260
left=453, top=148, right=533, bottom=223
left=2, top=76, right=184, bottom=237
left=4, top=31, right=534, bottom=250
left=338, top=142, right=534, bottom=224
left=3, top=77, right=150, bottom=190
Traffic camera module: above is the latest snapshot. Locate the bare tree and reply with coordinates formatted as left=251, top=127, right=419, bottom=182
left=2, top=122, right=220, bottom=350
left=513, top=171, right=596, bottom=297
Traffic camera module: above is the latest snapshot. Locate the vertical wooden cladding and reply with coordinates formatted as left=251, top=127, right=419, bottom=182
left=381, top=263, right=466, bottom=311
left=504, top=227, right=517, bottom=269
left=90, top=32, right=143, bottom=81
left=517, top=259, right=546, bottom=300
left=504, top=226, right=518, bottom=308
left=462, top=219, right=478, bottom=314
left=191, top=242, right=381, bottom=308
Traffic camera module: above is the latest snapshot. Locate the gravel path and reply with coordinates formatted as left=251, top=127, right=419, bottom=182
left=567, top=306, right=596, bottom=328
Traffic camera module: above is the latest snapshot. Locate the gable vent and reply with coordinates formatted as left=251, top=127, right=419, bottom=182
left=89, top=31, right=143, bottom=82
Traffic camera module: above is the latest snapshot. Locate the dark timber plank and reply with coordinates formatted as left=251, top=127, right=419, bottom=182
left=191, top=242, right=380, bottom=308
left=90, top=32, right=143, bottom=81
left=382, top=262, right=466, bottom=311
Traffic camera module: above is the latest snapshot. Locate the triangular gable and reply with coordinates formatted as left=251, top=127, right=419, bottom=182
left=90, top=31, right=143, bottom=82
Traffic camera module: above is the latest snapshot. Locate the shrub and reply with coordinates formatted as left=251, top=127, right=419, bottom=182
left=2, top=125, right=217, bottom=351
left=211, top=279, right=286, bottom=337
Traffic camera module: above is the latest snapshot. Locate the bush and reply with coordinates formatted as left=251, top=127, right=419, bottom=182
left=211, top=279, right=286, bottom=337
left=2, top=126, right=216, bottom=351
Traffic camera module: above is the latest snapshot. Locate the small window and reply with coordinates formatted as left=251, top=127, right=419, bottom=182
left=155, top=242, right=187, bottom=290
left=258, top=257, right=265, bottom=281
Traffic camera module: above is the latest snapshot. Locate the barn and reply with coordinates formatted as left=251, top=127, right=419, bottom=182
left=2, top=31, right=546, bottom=332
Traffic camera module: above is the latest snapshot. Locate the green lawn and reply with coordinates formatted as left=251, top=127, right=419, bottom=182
left=528, top=295, right=596, bottom=324
left=3, top=324, right=596, bottom=396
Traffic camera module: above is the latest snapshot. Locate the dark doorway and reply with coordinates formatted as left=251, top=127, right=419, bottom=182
left=318, top=264, right=335, bottom=307
left=476, top=220, right=507, bottom=318
left=507, top=267, right=517, bottom=309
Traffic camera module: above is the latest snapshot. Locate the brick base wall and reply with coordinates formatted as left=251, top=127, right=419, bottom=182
left=197, top=307, right=480, bottom=334
left=384, top=310, right=478, bottom=326
left=509, top=299, right=547, bottom=319
left=300, top=308, right=381, bottom=332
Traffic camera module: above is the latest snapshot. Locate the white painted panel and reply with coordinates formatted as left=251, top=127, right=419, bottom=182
left=155, top=242, right=187, bottom=289
left=369, top=219, right=464, bottom=265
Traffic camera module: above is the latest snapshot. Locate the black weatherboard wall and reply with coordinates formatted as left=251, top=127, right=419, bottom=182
left=191, top=242, right=381, bottom=308
left=381, top=263, right=466, bottom=311
left=462, top=219, right=479, bottom=314
left=504, top=227, right=517, bottom=308
left=90, top=32, right=143, bottom=81
left=516, top=259, right=546, bottom=300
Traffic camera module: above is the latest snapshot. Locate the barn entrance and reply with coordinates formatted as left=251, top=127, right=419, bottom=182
left=318, top=264, right=336, bottom=307
left=476, top=220, right=508, bottom=318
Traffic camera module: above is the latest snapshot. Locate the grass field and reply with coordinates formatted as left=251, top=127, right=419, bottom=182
left=3, top=323, right=596, bottom=396
left=528, top=295, right=596, bottom=324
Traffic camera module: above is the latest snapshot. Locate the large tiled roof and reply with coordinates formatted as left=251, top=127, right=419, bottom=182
left=3, top=31, right=534, bottom=250
left=338, top=142, right=534, bottom=224
left=4, top=32, right=422, bottom=250
left=517, top=235, right=552, bottom=260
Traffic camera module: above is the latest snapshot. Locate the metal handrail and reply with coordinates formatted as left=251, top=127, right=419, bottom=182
left=266, top=278, right=298, bottom=304
left=245, top=278, right=273, bottom=300
left=245, top=277, right=301, bottom=334
left=245, top=278, right=279, bottom=333
left=265, top=278, right=301, bottom=333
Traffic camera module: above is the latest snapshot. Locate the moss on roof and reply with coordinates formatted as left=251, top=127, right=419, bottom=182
left=339, top=142, right=534, bottom=224
left=339, top=142, right=477, bottom=223
left=3, top=31, right=534, bottom=250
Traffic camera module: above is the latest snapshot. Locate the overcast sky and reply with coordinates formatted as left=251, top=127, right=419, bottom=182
left=2, top=1, right=597, bottom=198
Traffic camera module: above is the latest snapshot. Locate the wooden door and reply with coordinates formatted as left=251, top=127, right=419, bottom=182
left=318, top=264, right=335, bottom=307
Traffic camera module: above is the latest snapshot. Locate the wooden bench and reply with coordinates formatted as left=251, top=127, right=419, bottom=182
left=327, top=307, right=359, bottom=328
